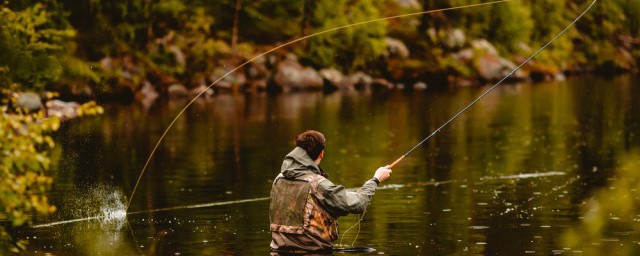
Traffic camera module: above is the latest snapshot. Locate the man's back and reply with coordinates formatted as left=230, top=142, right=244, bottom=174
left=269, top=147, right=379, bottom=253
left=269, top=131, right=391, bottom=253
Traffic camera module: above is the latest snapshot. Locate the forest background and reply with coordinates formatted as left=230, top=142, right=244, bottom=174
left=1, top=0, right=640, bottom=252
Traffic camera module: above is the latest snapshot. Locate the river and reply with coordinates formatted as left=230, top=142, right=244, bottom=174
left=20, top=75, right=640, bottom=255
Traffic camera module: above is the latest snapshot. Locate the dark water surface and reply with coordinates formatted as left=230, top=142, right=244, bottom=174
left=21, top=75, right=640, bottom=255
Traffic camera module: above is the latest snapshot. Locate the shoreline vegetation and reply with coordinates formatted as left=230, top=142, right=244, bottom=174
left=0, top=0, right=638, bottom=252
left=1, top=1, right=639, bottom=107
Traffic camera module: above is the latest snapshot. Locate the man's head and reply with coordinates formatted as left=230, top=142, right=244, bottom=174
left=296, top=130, right=325, bottom=162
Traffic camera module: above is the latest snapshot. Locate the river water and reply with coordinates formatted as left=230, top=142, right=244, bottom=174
left=20, top=75, right=640, bottom=255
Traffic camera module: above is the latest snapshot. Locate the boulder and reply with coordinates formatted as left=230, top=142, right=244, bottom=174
left=444, top=29, right=466, bottom=49
left=247, top=56, right=269, bottom=79
left=471, top=39, right=498, bottom=56
left=46, top=100, right=80, bottom=119
left=413, top=81, right=428, bottom=90
left=273, top=59, right=323, bottom=90
left=471, top=39, right=526, bottom=81
left=167, top=84, right=189, bottom=98
left=371, top=78, right=395, bottom=90
left=210, top=67, right=247, bottom=90
left=16, top=92, right=42, bottom=112
left=189, top=84, right=215, bottom=98
left=450, top=48, right=474, bottom=62
left=474, top=54, right=509, bottom=81
left=347, top=72, right=373, bottom=90
left=168, top=45, right=186, bottom=67
left=136, top=81, right=159, bottom=108
left=385, top=38, right=410, bottom=58
left=319, top=68, right=348, bottom=89
left=99, top=56, right=114, bottom=69
left=394, top=0, right=420, bottom=8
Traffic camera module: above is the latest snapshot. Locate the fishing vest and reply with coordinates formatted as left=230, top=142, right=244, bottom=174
left=269, top=173, right=339, bottom=242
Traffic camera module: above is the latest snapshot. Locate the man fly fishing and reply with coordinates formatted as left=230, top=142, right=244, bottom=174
left=269, top=130, right=392, bottom=254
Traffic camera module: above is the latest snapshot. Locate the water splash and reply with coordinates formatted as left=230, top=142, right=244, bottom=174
left=32, top=171, right=575, bottom=228
left=33, top=185, right=127, bottom=229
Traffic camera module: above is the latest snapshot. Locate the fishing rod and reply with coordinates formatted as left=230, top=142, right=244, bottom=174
left=125, top=0, right=513, bottom=211
left=387, top=0, right=598, bottom=169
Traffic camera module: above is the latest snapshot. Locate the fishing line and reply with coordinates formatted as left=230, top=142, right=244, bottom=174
left=126, top=0, right=513, bottom=212
left=344, top=0, right=598, bottom=246
left=31, top=171, right=565, bottom=228
left=386, top=0, right=598, bottom=169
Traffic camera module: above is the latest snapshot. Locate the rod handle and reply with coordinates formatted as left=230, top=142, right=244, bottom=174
left=388, top=155, right=405, bottom=169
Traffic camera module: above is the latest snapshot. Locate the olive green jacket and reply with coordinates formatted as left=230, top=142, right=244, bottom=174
left=279, top=147, right=378, bottom=216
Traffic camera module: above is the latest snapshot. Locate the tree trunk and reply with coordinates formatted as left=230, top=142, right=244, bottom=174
left=300, top=0, right=313, bottom=49
left=231, top=0, right=242, bottom=49
left=420, top=0, right=448, bottom=40
left=420, top=0, right=433, bottom=36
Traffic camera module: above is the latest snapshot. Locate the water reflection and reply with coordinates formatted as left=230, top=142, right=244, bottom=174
left=20, top=75, right=640, bottom=254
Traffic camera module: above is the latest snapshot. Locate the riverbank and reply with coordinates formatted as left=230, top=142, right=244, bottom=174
left=89, top=34, right=639, bottom=106
left=3, top=1, right=639, bottom=105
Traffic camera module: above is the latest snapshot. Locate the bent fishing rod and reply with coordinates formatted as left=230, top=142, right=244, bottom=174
left=387, top=0, right=598, bottom=169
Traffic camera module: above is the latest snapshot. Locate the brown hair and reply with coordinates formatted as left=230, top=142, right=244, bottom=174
left=296, top=130, right=326, bottom=160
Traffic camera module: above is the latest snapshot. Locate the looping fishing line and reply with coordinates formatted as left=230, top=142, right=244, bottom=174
left=126, top=0, right=513, bottom=212
left=339, top=208, right=367, bottom=247
left=340, top=0, right=597, bottom=246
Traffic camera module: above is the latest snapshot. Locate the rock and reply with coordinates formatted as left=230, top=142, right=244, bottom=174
left=189, top=84, right=214, bottom=98
left=471, top=39, right=498, bottom=56
left=247, top=57, right=269, bottom=79
left=394, top=0, right=420, bottom=8
left=168, top=45, right=186, bottom=67
left=451, top=48, right=474, bottom=62
left=210, top=67, right=247, bottom=90
left=16, top=92, right=42, bottom=112
left=99, top=56, right=113, bottom=69
left=135, top=81, right=159, bottom=108
left=319, top=68, right=347, bottom=89
left=167, top=84, right=189, bottom=98
left=385, top=38, right=410, bottom=58
left=450, top=77, right=475, bottom=87
left=347, top=72, right=373, bottom=90
left=444, top=29, right=465, bottom=49
left=471, top=39, right=526, bottom=81
left=273, top=59, right=323, bottom=90
left=475, top=54, right=508, bottom=81
left=46, top=100, right=80, bottom=119
left=372, top=78, right=395, bottom=90
left=413, top=81, right=428, bottom=90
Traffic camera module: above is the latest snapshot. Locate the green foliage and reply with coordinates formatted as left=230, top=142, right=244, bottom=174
left=0, top=2, right=99, bottom=94
left=485, top=1, right=533, bottom=54
left=178, top=7, right=235, bottom=81
left=2, top=0, right=640, bottom=94
left=302, top=0, right=388, bottom=72
left=0, top=3, right=76, bottom=91
left=563, top=150, right=640, bottom=255
left=0, top=110, right=59, bottom=252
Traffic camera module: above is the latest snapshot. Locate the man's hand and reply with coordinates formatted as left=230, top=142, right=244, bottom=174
left=374, top=166, right=392, bottom=183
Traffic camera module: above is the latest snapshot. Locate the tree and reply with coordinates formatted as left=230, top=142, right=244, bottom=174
left=302, top=0, right=388, bottom=72
left=0, top=2, right=77, bottom=92
left=485, top=1, right=533, bottom=54
left=0, top=111, right=59, bottom=252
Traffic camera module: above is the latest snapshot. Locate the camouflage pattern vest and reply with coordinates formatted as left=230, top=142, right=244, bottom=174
left=269, top=173, right=339, bottom=242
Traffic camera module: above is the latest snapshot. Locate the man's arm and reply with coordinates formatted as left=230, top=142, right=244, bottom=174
left=315, top=166, right=392, bottom=216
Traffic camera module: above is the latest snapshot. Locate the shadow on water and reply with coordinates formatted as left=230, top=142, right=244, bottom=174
left=19, top=75, right=640, bottom=255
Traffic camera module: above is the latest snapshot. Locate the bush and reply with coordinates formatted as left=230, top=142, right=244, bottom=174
left=0, top=110, right=59, bottom=252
